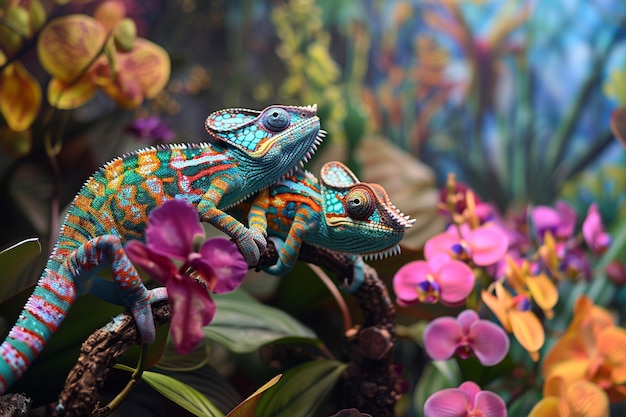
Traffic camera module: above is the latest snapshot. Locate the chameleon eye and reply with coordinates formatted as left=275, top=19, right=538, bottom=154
left=344, top=186, right=375, bottom=220
left=263, top=107, right=290, bottom=131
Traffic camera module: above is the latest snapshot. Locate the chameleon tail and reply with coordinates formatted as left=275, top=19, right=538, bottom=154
left=0, top=235, right=166, bottom=394
left=0, top=261, right=76, bottom=394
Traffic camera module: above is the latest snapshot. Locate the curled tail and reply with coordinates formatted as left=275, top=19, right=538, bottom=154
left=0, top=261, right=76, bottom=393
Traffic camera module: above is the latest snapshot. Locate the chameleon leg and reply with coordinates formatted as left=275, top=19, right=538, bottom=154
left=265, top=214, right=309, bottom=275
left=197, top=181, right=267, bottom=266
left=64, top=235, right=167, bottom=344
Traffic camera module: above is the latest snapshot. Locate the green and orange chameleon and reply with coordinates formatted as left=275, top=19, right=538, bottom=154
left=0, top=104, right=324, bottom=394
left=238, top=161, right=413, bottom=288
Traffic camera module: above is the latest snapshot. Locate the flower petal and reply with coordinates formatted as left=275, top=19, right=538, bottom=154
left=597, top=326, right=626, bottom=383
left=582, top=204, right=610, bottom=255
left=423, top=317, right=464, bottom=361
left=423, top=388, right=471, bottom=417
left=467, top=225, right=508, bottom=266
left=468, top=320, right=510, bottom=366
left=393, top=261, right=430, bottom=305
left=526, top=273, right=558, bottom=318
left=472, top=390, right=507, bottom=417
left=457, top=309, right=479, bottom=333
left=424, top=231, right=459, bottom=260
left=566, top=380, right=609, bottom=417
left=509, top=309, right=544, bottom=361
left=528, top=397, right=560, bottom=417
left=436, top=259, right=475, bottom=306
left=125, top=239, right=177, bottom=284
left=146, top=199, right=204, bottom=259
left=168, top=276, right=216, bottom=355
left=200, top=237, right=248, bottom=293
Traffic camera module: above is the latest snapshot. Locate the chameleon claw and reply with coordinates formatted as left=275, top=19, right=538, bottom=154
left=235, top=228, right=268, bottom=266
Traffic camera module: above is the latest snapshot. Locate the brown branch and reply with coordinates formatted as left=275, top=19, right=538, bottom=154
left=52, top=241, right=398, bottom=417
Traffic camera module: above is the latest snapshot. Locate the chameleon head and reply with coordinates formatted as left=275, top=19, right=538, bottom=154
left=318, top=161, right=414, bottom=259
left=205, top=104, right=325, bottom=179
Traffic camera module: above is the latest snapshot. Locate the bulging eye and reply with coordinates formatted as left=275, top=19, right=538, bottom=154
left=344, top=186, right=375, bottom=220
left=263, top=107, right=290, bottom=131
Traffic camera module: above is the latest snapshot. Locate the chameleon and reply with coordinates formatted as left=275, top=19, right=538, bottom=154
left=0, top=104, right=325, bottom=394
left=236, top=161, right=414, bottom=284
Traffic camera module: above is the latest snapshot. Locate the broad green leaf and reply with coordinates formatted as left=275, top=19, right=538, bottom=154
left=0, top=61, right=41, bottom=131
left=0, top=237, right=40, bottom=302
left=255, top=360, right=347, bottom=417
left=226, top=374, right=282, bottom=417
left=204, top=290, right=316, bottom=353
left=37, top=15, right=106, bottom=82
left=47, top=73, right=98, bottom=109
left=140, top=370, right=225, bottom=417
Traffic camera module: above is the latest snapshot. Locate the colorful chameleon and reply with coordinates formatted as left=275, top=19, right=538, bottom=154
left=0, top=104, right=324, bottom=394
left=238, top=161, right=413, bottom=283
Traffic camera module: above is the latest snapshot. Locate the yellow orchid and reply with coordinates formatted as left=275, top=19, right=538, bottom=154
left=503, top=256, right=558, bottom=319
left=542, top=296, right=626, bottom=402
left=481, top=281, right=544, bottom=361
left=528, top=376, right=609, bottom=417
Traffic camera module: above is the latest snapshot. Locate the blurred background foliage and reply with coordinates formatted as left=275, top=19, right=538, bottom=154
left=1, top=0, right=626, bottom=415
left=2, top=0, right=626, bottom=254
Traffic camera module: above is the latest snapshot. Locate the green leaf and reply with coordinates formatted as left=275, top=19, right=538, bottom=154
left=0, top=237, right=40, bottom=302
left=140, top=369, right=225, bottom=417
left=204, top=290, right=316, bottom=353
left=414, top=361, right=459, bottom=414
left=254, top=360, right=347, bottom=417
left=226, top=374, right=282, bottom=417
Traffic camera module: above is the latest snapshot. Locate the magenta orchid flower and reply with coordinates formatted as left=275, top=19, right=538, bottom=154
left=582, top=203, right=611, bottom=255
left=393, top=254, right=475, bottom=307
left=125, top=199, right=248, bottom=354
left=424, top=381, right=507, bottom=417
left=425, top=224, right=509, bottom=266
left=531, top=201, right=576, bottom=241
left=423, top=309, right=509, bottom=366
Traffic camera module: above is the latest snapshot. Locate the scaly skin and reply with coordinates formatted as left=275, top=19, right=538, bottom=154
left=238, top=161, right=414, bottom=280
left=0, top=104, right=324, bottom=394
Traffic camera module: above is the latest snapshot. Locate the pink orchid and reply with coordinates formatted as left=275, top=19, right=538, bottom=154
left=582, top=203, right=611, bottom=256
left=425, top=224, right=509, bottom=266
left=393, top=254, right=475, bottom=307
left=126, top=199, right=248, bottom=354
left=424, top=381, right=507, bottom=417
left=531, top=201, right=576, bottom=241
left=424, top=309, right=509, bottom=366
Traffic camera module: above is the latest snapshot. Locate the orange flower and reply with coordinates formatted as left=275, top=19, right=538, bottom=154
left=543, top=296, right=626, bottom=402
left=38, top=1, right=170, bottom=110
left=528, top=376, right=609, bottom=417
left=481, top=281, right=544, bottom=361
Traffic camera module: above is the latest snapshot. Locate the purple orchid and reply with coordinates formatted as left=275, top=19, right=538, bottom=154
left=393, top=254, right=475, bottom=307
left=531, top=201, right=576, bottom=241
left=424, top=381, right=507, bottom=417
left=424, top=309, right=509, bottom=366
left=125, top=199, right=248, bottom=354
left=126, top=115, right=175, bottom=143
left=582, top=203, right=611, bottom=256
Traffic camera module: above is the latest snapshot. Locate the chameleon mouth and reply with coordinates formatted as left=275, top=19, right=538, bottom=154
left=362, top=244, right=402, bottom=261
